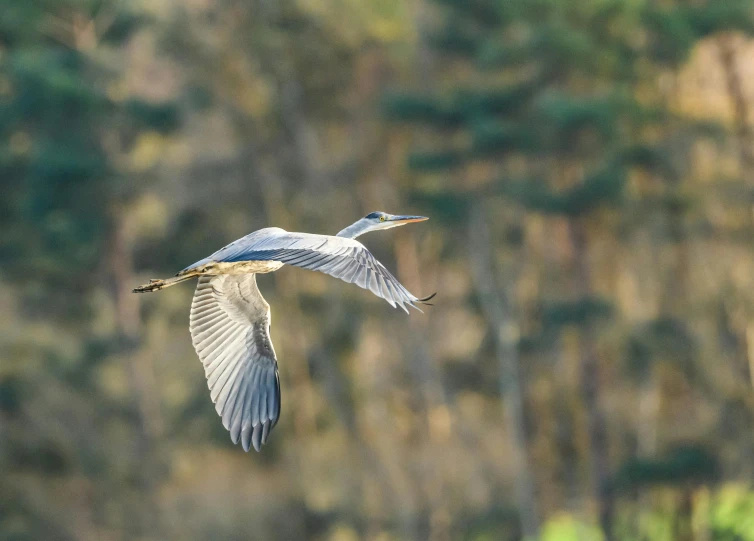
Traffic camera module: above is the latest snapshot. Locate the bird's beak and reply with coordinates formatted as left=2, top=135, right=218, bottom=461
left=389, top=215, right=429, bottom=224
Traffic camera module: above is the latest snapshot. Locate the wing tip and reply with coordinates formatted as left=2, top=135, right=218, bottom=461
left=252, top=424, right=263, bottom=452
left=241, top=423, right=252, bottom=452
left=237, top=420, right=274, bottom=452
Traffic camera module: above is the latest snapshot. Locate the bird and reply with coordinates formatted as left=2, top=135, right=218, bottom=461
left=133, top=211, right=434, bottom=452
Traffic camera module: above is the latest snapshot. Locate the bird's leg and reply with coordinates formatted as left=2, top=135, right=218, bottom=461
left=132, top=272, right=200, bottom=293
left=133, top=280, right=167, bottom=293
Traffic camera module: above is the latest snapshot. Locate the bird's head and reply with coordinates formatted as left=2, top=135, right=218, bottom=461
left=337, top=211, right=428, bottom=238
left=365, top=211, right=428, bottom=230
left=338, top=211, right=429, bottom=239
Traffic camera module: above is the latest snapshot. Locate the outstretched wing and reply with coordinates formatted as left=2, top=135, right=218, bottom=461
left=189, top=274, right=281, bottom=452
left=195, top=229, right=434, bottom=313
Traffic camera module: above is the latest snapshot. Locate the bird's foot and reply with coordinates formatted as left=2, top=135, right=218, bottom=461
left=133, top=279, right=165, bottom=293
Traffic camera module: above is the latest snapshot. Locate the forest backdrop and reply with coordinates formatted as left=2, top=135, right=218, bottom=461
left=4, top=0, right=754, bottom=540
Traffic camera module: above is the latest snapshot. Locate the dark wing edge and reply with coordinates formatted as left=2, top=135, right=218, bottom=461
left=189, top=275, right=281, bottom=452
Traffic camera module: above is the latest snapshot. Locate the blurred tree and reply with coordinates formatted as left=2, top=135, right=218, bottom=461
left=150, top=0, right=437, bottom=539
left=4, top=0, right=754, bottom=539
left=0, top=1, right=179, bottom=539
left=385, top=0, right=754, bottom=539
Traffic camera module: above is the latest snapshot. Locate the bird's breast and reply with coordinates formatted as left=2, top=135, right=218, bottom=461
left=210, top=260, right=285, bottom=275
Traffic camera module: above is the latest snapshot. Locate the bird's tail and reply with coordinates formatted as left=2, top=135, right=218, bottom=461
left=132, top=272, right=200, bottom=293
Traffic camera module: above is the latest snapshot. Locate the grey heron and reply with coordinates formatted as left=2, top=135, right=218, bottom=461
left=133, top=212, right=434, bottom=452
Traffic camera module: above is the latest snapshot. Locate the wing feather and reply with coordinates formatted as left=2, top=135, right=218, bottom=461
left=183, top=229, right=432, bottom=311
left=189, top=274, right=281, bottom=452
left=226, top=369, right=248, bottom=437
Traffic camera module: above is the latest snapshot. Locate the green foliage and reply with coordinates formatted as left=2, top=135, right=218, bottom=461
left=0, top=375, right=23, bottom=415
left=535, top=93, right=620, bottom=147
left=642, top=7, right=698, bottom=65
left=542, top=297, right=613, bottom=328
left=501, top=166, right=625, bottom=215
left=625, top=318, right=697, bottom=380
left=0, top=2, right=181, bottom=306
left=124, top=99, right=181, bottom=134
left=457, top=81, right=542, bottom=117
left=710, top=486, right=754, bottom=541
left=471, top=119, right=540, bottom=156
left=429, top=22, right=480, bottom=57
left=101, top=11, right=151, bottom=45
left=685, top=1, right=754, bottom=37
left=384, top=79, right=543, bottom=132
left=407, top=190, right=472, bottom=223
left=614, top=445, right=720, bottom=490
left=434, top=0, right=507, bottom=28
left=619, top=145, right=678, bottom=180
left=643, top=2, right=754, bottom=65
left=477, top=40, right=536, bottom=70
left=381, top=92, right=463, bottom=127
left=540, top=514, right=604, bottom=541
left=408, top=150, right=465, bottom=171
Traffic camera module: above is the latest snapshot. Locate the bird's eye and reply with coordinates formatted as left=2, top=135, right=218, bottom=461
left=380, top=216, right=386, bottom=222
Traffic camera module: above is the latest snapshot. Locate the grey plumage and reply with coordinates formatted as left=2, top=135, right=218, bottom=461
left=190, top=275, right=280, bottom=452
left=184, top=229, right=431, bottom=313
left=134, top=212, right=433, bottom=452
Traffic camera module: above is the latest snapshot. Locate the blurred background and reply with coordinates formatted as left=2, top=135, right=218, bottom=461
left=4, top=1, right=754, bottom=540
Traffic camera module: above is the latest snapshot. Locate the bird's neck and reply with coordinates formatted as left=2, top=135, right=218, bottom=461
left=336, top=219, right=371, bottom=239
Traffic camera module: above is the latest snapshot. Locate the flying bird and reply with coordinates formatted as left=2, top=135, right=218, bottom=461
left=133, top=212, right=434, bottom=452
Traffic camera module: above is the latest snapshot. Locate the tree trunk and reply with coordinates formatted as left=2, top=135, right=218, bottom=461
left=468, top=204, right=540, bottom=540
left=717, top=34, right=754, bottom=191
left=718, top=34, right=754, bottom=390
left=394, top=231, right=454, bottom=541
left=570, top=218, right=614, bottom=540
left=716, top=31, right=754, bottom=481
left=109, top=205, right=163, bottom=540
